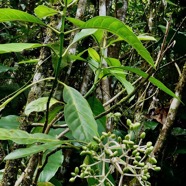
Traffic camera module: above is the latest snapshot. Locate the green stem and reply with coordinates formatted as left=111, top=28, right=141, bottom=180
left=43, top=3, right=67, bottom=132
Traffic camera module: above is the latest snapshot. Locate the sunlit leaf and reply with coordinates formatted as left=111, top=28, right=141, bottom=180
left=63, top=85, right=99, bottom=142
left=0, top=43, right=44, bottom=54
left=0, top=8, right=45, bottom=25
left=24, top=97, right=60, bottom=116
left=137, top=35, right=157, bottom=41
left=4, top=141, right=62, bottom=160
left=0, top=128, right=60, bottom=144
left=34, top=5, right=58, bottom=19
left=82, top=16, right=155, bottom=67
left=88, top=48, right=100, bottom=62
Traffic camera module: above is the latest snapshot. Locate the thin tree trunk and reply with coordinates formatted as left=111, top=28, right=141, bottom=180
left=152, top=63, right=186, bottom=157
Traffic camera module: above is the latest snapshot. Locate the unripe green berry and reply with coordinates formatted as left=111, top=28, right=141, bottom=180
left=127, top=119, right=132, bottom=126
left=80, top=172, right=85, bottom=178
left=110, top=134, right=116, bottom=139
left=132, top=122, right=140, bottom=129
left=71, top=172, right=76, bottom=176
left=138, top=162, right=145, bottom=167
left=75, top=167, right=79, bottom=174
left=142, top=175, right=147, bottom=180
left=146, top=142, right=152, bottom=148
left=132, top=149, right=138, bottom=156
left=135, top=155, right=141, bottom=161
left=154, top=167, right=161, bottom=171
left=93, top=136, right=101, bottom=143
left=118, top=136, right=122, bottom=142
left=125, top=134, right=130, bottom=140
left=123, top=140, right=134, bottom=145
left=149, top=157, right=157, bottom=164
left=69, top=177, right=76, bottom=182
left=133, top=145, right=138, bottom=149
left=115, top=112, right=121, bottom=117
left=133, top=160, right=138, bottom=165
left=140, top=132, right=146, bottom=139
left=110, top=151, right=118, bottom=157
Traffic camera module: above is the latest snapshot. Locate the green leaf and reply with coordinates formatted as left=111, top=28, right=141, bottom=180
left=0, top=64, right=15, bottom=73
left=66, top=17, right=85, bottom=27
left=0, top=115, right=20, bottom=129
left=0, top=43, right=44, bottom=54
left=34, top=5, right=58, bottom=19
left=137, top=34, right=157, bottom=41
left=4, top=141, right=62, bottom=160
left=82, top=16, right=155, bottom=68
left=171, top=127, right=186, bottom=136
left=0, top=128, right=60, bottom=144
left=144, top=121, right=159, bottom=130
left=88, top=48, right=100, bottom=62
left=0, top=8, right=45, bottom=25
left=39, top=150, right=64, bottom=182
left=24, top=97, right=60, bottom=116
left=88, top=96, right=106, bottom=135
left=122, top=66, right=180, bottom=100
left=63, top=85, right=99, bottom=142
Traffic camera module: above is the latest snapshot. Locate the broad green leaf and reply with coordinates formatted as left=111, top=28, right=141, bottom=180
left=0, top=128, right=60, bottom=144
left=0, top=115, right=20, bottom=129
left=137, top=35, right=157, bottom=41
left=66, top=17, right=85, bottom=27
left=0, top=8, right=45, bottom=25
left=0, top=64, right=15, bottom=73
left=4, top=141, right=62, bottom=160
left=122, top=66, right=180, bottom=100
left=34, top=5, right=58, bottom=19
left=39, top=150, right=63, bottom=182
left=24, top=97, right=60, bottom=116
left=105, top=57, right=121, bottom=67
left=82, top=16, right=155, bottom=68
left=88, top=48, right=100, bottom=62
left=0, top=43, right=43, bottom=54
left=63, top=85, right=99, bottom=142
